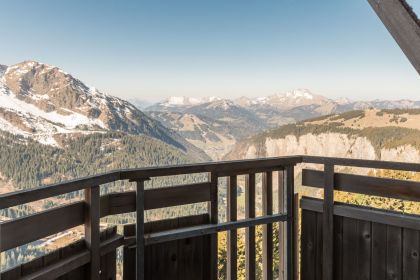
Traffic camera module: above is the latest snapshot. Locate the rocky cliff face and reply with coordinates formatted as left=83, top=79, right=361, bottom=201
left=225, top=109, right=420, bottom=163
left=227, top=132, right=420, bottom=163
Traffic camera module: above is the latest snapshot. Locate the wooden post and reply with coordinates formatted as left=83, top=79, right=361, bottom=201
left=278, top=170, right=286, bottom=280
left=227, top=175, right=237, bottom=280
left=262, top=172, right=273, bottom=280
left=209, top=172, right=219, bottom=280
left=136, top=180, right=146, bottom=280
left=323, top=164, right=334, bottom=280
left=245, top=173, right=256, bottom=280
left=294, top=193, right=300, bottom=280
left=85, top=185, right=100, bottom=280
left=285, top=166, right=295, bottom=280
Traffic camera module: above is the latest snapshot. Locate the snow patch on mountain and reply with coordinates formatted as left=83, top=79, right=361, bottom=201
left=282, top=88, right=314, bottom=99
left=0, top=85, right=106, bottom=129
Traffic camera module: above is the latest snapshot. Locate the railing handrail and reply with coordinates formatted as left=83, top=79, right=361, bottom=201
left=3, top=155, right=420, bottom=210
left=302, top=155, right=420, bottom=171
left=0, top=156, right=302, bottom=210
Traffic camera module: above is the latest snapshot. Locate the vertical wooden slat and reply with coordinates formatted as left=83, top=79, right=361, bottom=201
left=322, top=164, right=334, bottom=280
left=285, top=165, right=295, bottom=280
left=300, top=210, right=316, bottom=280
left=227, top=175, right=237, bottom=280
left=315, top=212, right=323, bottom=280
left=123, top=241, right=136, bottom=280
left=371, top=223, right=387, bottom=280
left=342, top=217, right=358, bottom=280
left=357, top=220, right=371, bottom=280
left=209, top=172, right=218, bottom=280
left=387, top=225, right=402, bottom=279
left=333, top=216, right=343, bottom=280
left=403, top=228, right=419, bottom=280
left=245, top=173, right=256, bottom=280
left=262, top=172, right=273, bottom=280
left=85, top=185, right=100, bottom=280
left=278, top=170, right=286, bottom=280
left=293, top=193, right=299, bottom=280
left=136, top=180, right=146, bottom=280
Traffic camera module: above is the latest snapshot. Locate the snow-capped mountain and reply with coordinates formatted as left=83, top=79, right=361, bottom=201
left=234, top=89, right=330, bottom=110
left=145, top=96, right=222, bottom=112
left=0, top=61, right=208, bottom=160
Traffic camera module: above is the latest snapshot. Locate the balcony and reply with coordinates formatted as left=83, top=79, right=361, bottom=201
left=1, top=156, right=420, bottom=279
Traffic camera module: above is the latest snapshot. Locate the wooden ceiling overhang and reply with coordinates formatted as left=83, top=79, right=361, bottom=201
left=367, top=0, right=420, bottom=74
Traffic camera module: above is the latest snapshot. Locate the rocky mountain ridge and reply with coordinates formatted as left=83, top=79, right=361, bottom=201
left=0, top=61, right=209, bottom=160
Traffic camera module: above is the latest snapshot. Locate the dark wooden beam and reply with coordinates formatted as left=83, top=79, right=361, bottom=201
left=303, top=155, right=420, bottom=172
left=300, top=197, right=420, bottom=231
left=278, top=170, right=286, bottom=280
left=322, top=165, right=334, bottom=280
left=227, top=175, right=238, bottom=280
left=367, top=0, right=420, bottom=74
left=302, top=169, right=420, bottom=202
left=144, top=182, right=212, bottom=210
left=0, top=172, right=120, bottom=210
left=1, top=202, right=85, bottom=252
left=84, top=186, right=100, bottom=280
left=135, top=180, right=146, bottom=280
left=209, top=172, right=219, bottom=280
left=139, top=214, right=288, bottom=246
left=285, top=166, right=296, bottom=280
left=0, top=157, right=300, bottom=210
left=262, top=172, right=273, bottom=280
left=245, top=173, right=256, bottom=280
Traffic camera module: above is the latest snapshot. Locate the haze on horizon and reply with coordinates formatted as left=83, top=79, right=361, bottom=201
left=0, top=0, right=419, bottom=102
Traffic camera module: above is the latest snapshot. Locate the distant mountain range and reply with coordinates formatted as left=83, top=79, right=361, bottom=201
left=145, top=89, right=420, bottom=115
left=1, top=60, right=419, bottom=162
left=139, top=89, right=420, bottom=159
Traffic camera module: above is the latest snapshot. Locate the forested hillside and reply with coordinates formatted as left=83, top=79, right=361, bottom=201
left=0, top=131, right=193, bottom=190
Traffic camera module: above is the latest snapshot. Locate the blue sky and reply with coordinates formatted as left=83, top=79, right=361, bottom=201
left=0, top=0, right=419, bottom=101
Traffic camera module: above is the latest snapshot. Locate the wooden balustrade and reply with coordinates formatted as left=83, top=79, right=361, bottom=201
left=0, top=156, right=299, bottom=280
left=3, top=155, right=420, bottom=279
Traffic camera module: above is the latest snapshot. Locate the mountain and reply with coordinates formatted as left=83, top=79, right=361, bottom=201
left=149, top=89, right=420, bottom=125
left=235, top=89, right=330, bottom=110
left=148, top=111, right=237, bottom=160
left=146, top=96, right=222, bottom=112
left=184, top=99, right=268, bottom=137
left=128, top=98, right=155, bottom=110
left=0, top=61, right=209, bottom=161
left=225, top=108, right=420, bottom=163
left=337, top=99, right=420, bottom=112
left=148, top=100, right=269, bottom=159
left=146, top=90, right=420, bottom=159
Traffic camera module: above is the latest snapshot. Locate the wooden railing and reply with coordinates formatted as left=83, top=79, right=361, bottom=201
left=3, top=155, right=420, bottom=279
left=301, top=156, right=420, bottom=280
left=0, top=156, right=301, bottom=280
